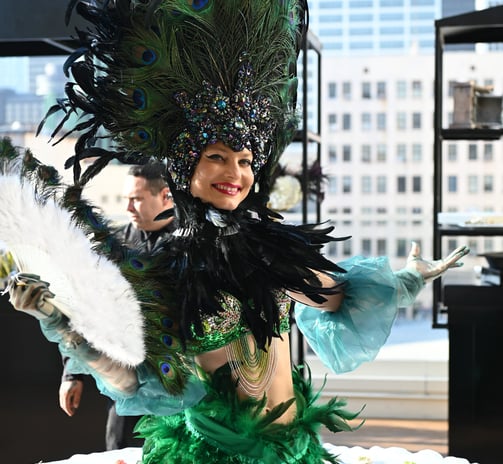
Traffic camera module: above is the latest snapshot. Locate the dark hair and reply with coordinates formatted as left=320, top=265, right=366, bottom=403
left=128, top=163, right=168, bottom=195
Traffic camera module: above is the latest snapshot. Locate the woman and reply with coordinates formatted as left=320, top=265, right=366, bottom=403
left=7, top=139, right=467, bottom=464
left=4, top=1, right=469, bottom=463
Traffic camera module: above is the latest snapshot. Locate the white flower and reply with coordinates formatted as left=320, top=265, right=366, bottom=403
left=268, top=175, right=302, bottom=211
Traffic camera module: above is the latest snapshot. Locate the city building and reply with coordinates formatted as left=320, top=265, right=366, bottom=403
left=320, top=50, right=503, bottom=312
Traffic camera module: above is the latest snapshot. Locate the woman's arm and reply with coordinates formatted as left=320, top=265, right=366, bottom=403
left=287, top=270, right=344, bottom=312
left=288, top=242, right=469, bottom=312
left=294, top=243, right=470, bottom=373
left=6, top=273, right=139, bottom=397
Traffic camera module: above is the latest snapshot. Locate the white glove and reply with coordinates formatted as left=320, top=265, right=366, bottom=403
left=405, top=242, right=469, bottom=284
left=5, top=272, right=56, bottom=319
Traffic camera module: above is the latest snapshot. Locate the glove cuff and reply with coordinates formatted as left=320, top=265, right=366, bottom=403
left=394, top=268, right=425, bottom=307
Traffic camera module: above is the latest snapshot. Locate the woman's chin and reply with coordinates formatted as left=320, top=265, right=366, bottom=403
left=202, top=197, right=243, bottom=211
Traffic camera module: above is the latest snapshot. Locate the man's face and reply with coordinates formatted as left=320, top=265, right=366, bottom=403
left=123, top=175, right=172, bottom=231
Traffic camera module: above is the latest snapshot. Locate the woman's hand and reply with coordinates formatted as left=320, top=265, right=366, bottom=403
left=405, top=242, right=470, bottom=284
left=5, top=272, right=56, bottom=319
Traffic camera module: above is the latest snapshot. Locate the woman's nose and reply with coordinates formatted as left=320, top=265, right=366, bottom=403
left=224, top=161, right=240, bottom=179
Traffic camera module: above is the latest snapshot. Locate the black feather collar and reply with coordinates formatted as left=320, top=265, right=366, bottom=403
left=159, top=191, right=348, bottom=350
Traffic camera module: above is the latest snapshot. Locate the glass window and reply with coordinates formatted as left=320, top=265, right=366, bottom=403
left=343, top=240, right=352, bottom=257
left=362, top=176, right=372, bottom=194
left=412, top=80, right=422, bottom=98
left=412, top=112, right=421, bottom=129
left=343, top=145, right=351, bottom=161
left=448, top=175, right=457, bottom=193
left=328, top=177, right=337, bottom=193
left=396, top=80, right=406, bottom=99
left=381, top=0, right=404, bottom=5
left=377, top=81, right=386, bottom=99
left=328, top=82, right=337, bottom=99
left=468, top=144, right=477, bottom=160
left=396, top=112, right=406, bottom=130
left=350, top=0, right=373, bottom=7
left=327, top=242, right=337, bottom=256
left=328, top=113, right=337, bottom=132
left=342, top=81, right=352, bottom=100
left=397, top=238, right=407, bottom=258
left=412, top=176, right=421, bottom=192
left=484, top=175, right=494, bottom=192
left=377, top=113, right=386, bottom=131
left=468, top=239, right=478, bottom=255
left=377, top=143, right=387, bottom=162
left=361, top=112, right=371, bottom=131
left=342, top=176, right=352, bottom=193
left=342, top=113, right=351, bottom=130
left=377, top=175, right=387, bottom=193
left=484, top=143, right=493, bottom=161
left=397, top=176, right=406, bottom=193
left=328, top=145, right=337, bottom=163
left=377, top=239, right=386, bottom=255
left=448, top=144, right=457, bottom=161
left=361, top=239, right=372, bottom=256
left=468, top=175, right=478, bottom=193
left=361, top=144, right=371, bottom=162
left=484, top=238, right=494, bottom=253
left=412, top=144, right=422, bottom=161
left=396, top=143, right=406, bottom=162
left=447, top=239, right=458, bottom=251
left=362, top=82, right=371, bottom=99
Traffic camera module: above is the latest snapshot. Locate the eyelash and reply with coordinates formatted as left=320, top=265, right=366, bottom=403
left=206, top=154, right=252, bottom=166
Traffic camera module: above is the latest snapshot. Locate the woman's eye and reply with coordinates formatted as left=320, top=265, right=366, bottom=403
left=207, top=154, right=223, bottom=161
left=239, top=159, right=252, bottom=166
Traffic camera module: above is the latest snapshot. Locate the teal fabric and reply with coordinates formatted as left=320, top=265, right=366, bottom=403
left=39, top=255, right=424, bottom=419
left=40, top=311, right=206, bottom=416
left=295, top=256, right=424, bottom=374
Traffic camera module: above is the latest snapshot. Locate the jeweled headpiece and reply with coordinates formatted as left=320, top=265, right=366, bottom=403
left=45, top=0, right=306, bottom=192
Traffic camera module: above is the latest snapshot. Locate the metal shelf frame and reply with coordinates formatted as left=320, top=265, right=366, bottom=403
left=433, top=5, right=503, bottom=328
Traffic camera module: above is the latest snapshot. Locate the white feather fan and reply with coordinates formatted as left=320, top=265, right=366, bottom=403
left=0, top=173, right=145, bottom=366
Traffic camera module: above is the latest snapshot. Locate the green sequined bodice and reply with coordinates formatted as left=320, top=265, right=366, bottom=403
left=186, top=290, right=292, bottom=355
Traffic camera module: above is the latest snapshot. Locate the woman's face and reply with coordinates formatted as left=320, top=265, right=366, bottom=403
left=190, top=141, right=254, bottom=210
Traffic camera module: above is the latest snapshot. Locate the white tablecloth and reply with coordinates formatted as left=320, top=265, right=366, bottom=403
left=41, top=445, right=477, bottom=464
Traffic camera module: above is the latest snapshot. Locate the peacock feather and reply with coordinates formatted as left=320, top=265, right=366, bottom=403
left=0, top=137, right=191, bottom=394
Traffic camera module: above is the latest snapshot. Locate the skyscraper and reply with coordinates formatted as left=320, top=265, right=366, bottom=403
left=308, top=0, right=442, bottom=56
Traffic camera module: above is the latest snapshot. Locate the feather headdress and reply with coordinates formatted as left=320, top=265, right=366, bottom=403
left=32, top=0, right=351, bottom=392
left=43, top=0, right=307, bottom=194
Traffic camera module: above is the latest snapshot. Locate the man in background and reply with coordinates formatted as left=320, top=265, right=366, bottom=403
left=59, top=162, right=174, bottom=450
